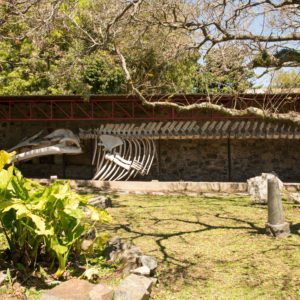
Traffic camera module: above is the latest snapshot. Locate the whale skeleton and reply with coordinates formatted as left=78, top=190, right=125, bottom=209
left=10, top=120, right=296, bottom=181
left=90, top=135, right=156, bottom=181
left=10, top=129, right=83, bottom=163
left=9, top=128, right=157, bottom=181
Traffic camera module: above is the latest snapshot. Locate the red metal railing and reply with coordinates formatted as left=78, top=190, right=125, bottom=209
left=0, top=94, right=299, bottom=122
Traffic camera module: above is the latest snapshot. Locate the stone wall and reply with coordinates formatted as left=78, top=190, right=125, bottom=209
left=230, top=139, right=300, bottom=182
left=148, top=139, right=300, bottom=182
left=149, top=139, right=228, bottom=181
left=1, top=122, right=300, bottom=182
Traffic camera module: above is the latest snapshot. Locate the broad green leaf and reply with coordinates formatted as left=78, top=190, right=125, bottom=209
left=87, top=205, right=112, bottom=222
left=3, top=203, right=29, bottom=219
left=48, top=180, right=71, bottom=199
left=63, top=207, right=85, bottom=219
left=31, top=215, right=53, bottom=236
left=0, top=169, right=12, bottom=189
left=0, top=150, right=15, bottom=171
left=2, top=203, right=52, bottom=236
left=0, top=155, right=113, bottom=276
left=11, top=176, right=29, bottom=200
left=51, top=238, right=68, bottom=255
left=1, top=208, right=16, bottom=228
left=0, top=199, right=19, bottom=211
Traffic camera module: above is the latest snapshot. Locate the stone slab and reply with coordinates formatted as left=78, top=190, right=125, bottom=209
left=41, top=279, right=113, bottom=300
left=36, top=179, right=248, bottom=193
left=114, top=274, right=156, bottom=300
left=34, top=179, right=300, bottom=195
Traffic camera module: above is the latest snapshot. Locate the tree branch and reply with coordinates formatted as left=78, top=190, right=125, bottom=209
left=115, top=46, right=300, bottom=125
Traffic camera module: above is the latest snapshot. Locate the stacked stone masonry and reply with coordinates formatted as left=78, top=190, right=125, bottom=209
left=1, top=121, right=300, bottom=182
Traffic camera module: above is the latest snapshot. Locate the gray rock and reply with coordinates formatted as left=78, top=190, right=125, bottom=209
left=114, top=274, right=156, bottom=300
left=121, top=247, right=143, bottom=275
left=89, top=284, right=113, bottom=300
left=41, top=278, right=113, bottom=300
left=0, top=271, right=6, bottom=286
left=103, top=237, right=127, bottom=261
left=81, top=239, right=94, bottom=251
left=103, top=237, right=143, bottom=274
left=131, top=266, right=151, bottom=277
left=81, top=228, right=96, bottom=251
left=88, top=196, right=112, bottom=209
left=289, top=193, right=300, bottom=204
left=140, top=256, right=157, bottom=274
left=247, top=173, right=284, bottom=204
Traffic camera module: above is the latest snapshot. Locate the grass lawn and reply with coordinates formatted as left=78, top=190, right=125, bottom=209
left=1, top=193, right=300, bottom=299
left=102, top=193, right=300, bottom=300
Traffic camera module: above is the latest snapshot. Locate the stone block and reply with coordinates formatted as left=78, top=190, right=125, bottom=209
left=89, top=284, right=114, bottom=300
left=114, top=274, right=156, bottom=300
left=41, top=279, right=93, bottom=300
left=288, top=193, right=300, bottom=204
left=247, top=173, right=284, bottom=204
left=140, top=256, right=157, bottom=275
left=88, top=195, right=112, bottom=208
left=41, top=279, right=113, bottom=300
left=131, top=266, right=151, bottom=277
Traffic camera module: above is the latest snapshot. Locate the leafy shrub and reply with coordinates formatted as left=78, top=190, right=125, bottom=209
left=0, top=150, right=112, bottom=277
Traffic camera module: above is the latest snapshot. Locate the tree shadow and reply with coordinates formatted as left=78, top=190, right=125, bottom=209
left=214, top=214, right=266, bottom=235
left=113, top=212, right=265, bottom=262
left=290, top=223, right=300, bottom=235
left=108, top=211, right=268, bottom=286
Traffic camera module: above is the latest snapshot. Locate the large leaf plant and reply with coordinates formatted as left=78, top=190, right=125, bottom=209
left=0, top=150, right=111, bottom=277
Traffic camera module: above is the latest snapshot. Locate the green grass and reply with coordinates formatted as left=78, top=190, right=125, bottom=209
left=2, top=193, right=300, bottom=299
left=101, top=194, right=300, bottom=300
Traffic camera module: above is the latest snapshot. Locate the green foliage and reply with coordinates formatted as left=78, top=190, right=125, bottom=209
left=272, top=70, right=300, bottom=89
left=0, top=39, right=48, bottom=95
left=0, top=2, right=253, bottom=95
left=0, top=151, right=112, bottom=277
left=252, top=49, right=300, bottom=68
left=128, top=48, right=200, bottom=94
left=83, top=51, right=126, bottom=94
left=0, top=35, right=126, bottom=95
left=195, top=46, right=254, bottom=94
left=274, top=48, right=300, bottom=64
left=1, top=0, right=299, bottom=97
left=252, top=50, right=274, bottom=68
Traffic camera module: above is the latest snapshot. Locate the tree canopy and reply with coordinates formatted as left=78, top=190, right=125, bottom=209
left=272, top=70, right=300, bottom=89
left=1, top=0, right=298, bottom=95
left=0, top=0, right=300, bottom=122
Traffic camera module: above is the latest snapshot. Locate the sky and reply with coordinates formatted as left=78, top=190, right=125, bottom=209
left=248, top=12, right=299, bottom=88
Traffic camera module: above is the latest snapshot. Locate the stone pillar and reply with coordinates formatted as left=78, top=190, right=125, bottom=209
left=265, top=179, right=290, bottom=237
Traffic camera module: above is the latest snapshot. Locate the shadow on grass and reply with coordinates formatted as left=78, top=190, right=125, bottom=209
left=290, top=223, right=300, bottom=235
left=107, top=211, right=267, bottom=285
left=114, top=212, right=265, bottom=261
left=214, top=214, right=266, bottom=235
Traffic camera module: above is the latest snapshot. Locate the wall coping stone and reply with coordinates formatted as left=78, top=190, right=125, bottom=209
left=34, top=179, right=300, bottom=194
